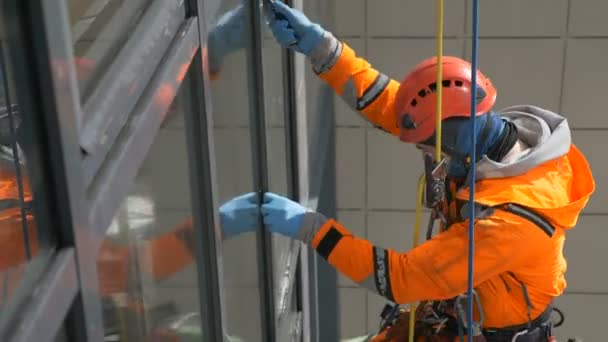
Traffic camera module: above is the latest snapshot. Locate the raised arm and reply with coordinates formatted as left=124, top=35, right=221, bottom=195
left=268, top=2, right=401, bottom=136
left=313, top=39, right=401, bottom=135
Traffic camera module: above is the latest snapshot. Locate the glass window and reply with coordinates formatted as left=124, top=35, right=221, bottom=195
left=54, top=322, right=69, bottom=342
left=0, top=42, right=56, bottom=324
left=67, top=0, right=152, bottom=98
left=257, top=0, right=301, bottom=332
left=205, top=1, right=265, bottom=340
left=96, top=75, right=205, bottom=341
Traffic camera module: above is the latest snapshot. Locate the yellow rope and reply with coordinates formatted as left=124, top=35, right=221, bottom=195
left=408, top=174, right=426, bottom=342
left=408, top=1, right=443, bottom=340
left=435, top=0, right=444, bottom=160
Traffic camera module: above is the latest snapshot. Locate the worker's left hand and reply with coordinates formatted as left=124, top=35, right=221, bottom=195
left=261, top=192, right=310, bottom=238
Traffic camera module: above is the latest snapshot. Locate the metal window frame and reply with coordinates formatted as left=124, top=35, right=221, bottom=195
left=0, top=0, right=109, bottom=340
left=183, top=0, right=227, bottom=339
left=245, top=1, right=278, bottom=341
left=275, top=0, right=304, bottom=331
left=87, top=17, right=200, bottom=239
left=6, top=249, right=79, bottom=342
left=2, top=0, right=336, bottom=340
left=1, top=1, right=218, bottom=341
left=181, top=55, right=225, bottom=342
left=80, top=0, right=187, bottom=187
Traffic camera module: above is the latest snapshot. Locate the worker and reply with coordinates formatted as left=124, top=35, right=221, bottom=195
left=232, top=2, right=596, bottom=341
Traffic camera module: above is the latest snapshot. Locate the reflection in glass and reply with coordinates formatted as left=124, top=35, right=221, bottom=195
left=96, top=84, right=204, bottom=341
left=54, top=323, right=69, bottom=342
left=206, top=0, right=265, bottom=341
left=67, top=0, right=151, bottom=97
left=0, top=44, right=55, bottom=322
left=258, top=1, right=301, bottom=329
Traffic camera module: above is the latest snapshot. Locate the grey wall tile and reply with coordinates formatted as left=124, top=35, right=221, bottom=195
left=367, top=211, right=430, bottom=252
left=571, top=130, right=606, bottom=214
left=367, top=0, right=465, bottom=37
left=569, top=0, right=608, bottom=36
left=335, top=100, right=373, bottom=128
left=338, top=288, right=368, bottom=338
left=562, top=39, right=608, bottom=128
left=337, top=128, right=366, bottom=209
left=337, top=210, right=367, bottom=238
left=563, top=215, right=608, bottom=292
left=367, top=292, right=393, bottom=333
left=466, top=0, right=567, bottom=37
left=367, top=38, right=464, bottom=81
left=465, top=39, right=564, bottom=112
left=554, top=294, right=608, bottom=341
left=367, top=129, right=424, bottom=210
left=335, top=0, right=365, bottom=37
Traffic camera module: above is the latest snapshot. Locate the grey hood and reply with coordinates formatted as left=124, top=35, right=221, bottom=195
left=475, top=105, right=571, bottom=180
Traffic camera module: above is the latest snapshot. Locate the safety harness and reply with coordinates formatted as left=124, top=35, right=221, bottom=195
left=376, top=173, right=565, bottom=342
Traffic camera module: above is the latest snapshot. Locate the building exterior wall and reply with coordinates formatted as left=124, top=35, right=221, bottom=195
left=333, top=1, right=607, bottom=340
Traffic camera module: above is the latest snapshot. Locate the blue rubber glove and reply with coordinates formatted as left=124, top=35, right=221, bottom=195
left=207, top=5, right=247, bottom=73
left=218, top=192, right=260, bottom=238
left=261, top=192, right=309, bottom=238
left=268, top=1, right=325, bottom=56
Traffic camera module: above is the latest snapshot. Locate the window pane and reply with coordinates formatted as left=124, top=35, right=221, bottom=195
left=96, top=77, right=204, bottom=340
left=257, top=0, right=301, bottom=326
left=0, top=43, right=56, bottom=324
left=206, top=1, right=265, bottom=340
left=67, top=0, right=152, bottom=98
left=54, top=321, right=69, bottom=342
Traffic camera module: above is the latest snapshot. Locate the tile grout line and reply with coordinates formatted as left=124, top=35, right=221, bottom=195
left=558, top=0, right=572, bottom=114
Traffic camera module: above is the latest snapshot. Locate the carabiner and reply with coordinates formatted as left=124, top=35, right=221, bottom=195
left=423, top=153, right=447, bottom=209
left=455, top=290, right=485, bottom=337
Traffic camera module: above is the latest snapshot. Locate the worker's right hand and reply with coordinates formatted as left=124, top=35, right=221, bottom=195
left=218, top=192, right=260, bottom=238
left=268, top=1, right=325, bottom=56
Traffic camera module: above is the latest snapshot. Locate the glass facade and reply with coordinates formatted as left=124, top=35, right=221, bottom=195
left=96, top=79, right=203, bottom=340
left=68, top=0, right=152, bottom=99
left=0, top=41, right=57, bottom=330
left=0, top=0, right=337, bottom=341
left=205, top=1, right=265, bottom=340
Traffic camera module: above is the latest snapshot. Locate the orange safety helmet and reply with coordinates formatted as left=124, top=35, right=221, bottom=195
left=395, top=56, right=497, bottom=144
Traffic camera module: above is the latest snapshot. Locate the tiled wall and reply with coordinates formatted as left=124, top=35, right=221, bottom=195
left=332, top=1, right=608, bottom=340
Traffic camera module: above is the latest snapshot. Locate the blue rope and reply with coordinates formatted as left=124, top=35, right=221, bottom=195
left=467, top=0, right=480, bottom=341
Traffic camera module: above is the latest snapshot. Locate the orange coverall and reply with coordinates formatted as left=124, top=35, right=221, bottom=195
left=308, top=42, right=595, bottom=329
